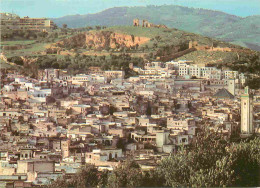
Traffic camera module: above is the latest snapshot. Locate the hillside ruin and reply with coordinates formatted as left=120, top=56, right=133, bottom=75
left=133, top=19, right=168, bottom=29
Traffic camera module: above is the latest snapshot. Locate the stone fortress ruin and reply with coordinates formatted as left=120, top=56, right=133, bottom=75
left=133, top=19, right=168, bottom=29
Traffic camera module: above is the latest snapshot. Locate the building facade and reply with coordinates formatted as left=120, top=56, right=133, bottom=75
left=1, top=13, right=54, bottom=32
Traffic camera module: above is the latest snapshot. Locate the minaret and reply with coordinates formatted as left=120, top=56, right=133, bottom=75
left=241, top=86, right=254, bottom=135
left=228, top=72, right=235, bottom=96
left=228, top=78, right=235, bottom=96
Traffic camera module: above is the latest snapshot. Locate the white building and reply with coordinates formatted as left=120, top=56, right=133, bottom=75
left=30, top=88, right=52, bottom=103
left=224, top=71, right=238, bottom=79
left=201, top=67, right=222, bottom=80
left=189, top=65, right=201, bottom=78
left=71, top=74, right=91, bottom=85
left=85, top=148, right=122, bottom=163
left=178, top=64, right=189, bottom=76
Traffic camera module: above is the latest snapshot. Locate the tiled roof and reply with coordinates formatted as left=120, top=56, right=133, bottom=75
left=213, top=88, right=234, bottom=99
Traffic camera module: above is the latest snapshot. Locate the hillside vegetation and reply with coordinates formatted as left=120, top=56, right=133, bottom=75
left=47, top=26, right=252, bottom=65
left=52, top=5, right=260, bottom=51
left=2, top=26, right=255, bottom=67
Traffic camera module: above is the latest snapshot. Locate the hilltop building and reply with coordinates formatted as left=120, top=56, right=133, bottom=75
left=133, top=18, right=167, bottom=29
left=0, top=13, right=54, bottom=32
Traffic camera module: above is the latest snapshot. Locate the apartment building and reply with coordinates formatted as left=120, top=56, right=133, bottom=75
left=1, top=13, right=54, bottom=32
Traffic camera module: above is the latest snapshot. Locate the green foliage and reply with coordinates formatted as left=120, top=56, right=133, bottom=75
left=245, top=77, right=260, bottom=90
left=157, top=128, right=260, bottom=187
left=47, top=164, right=99, bottom=188
left=107, top=160, right=143, bottom=188
left=116, top=138, right=125, bottom=151
left=228, top=54, right=260, bottom=74
left=1, top=29, right=47, bottom=40
left=229, top=137, right=260, bottom=186
left=98, top=170, right=109, bottom=187
left=74, top=164, right=99, bottom=187
left=95, top=26, right=102, bottom=30
left=7, top=56, right=24, bottom=66
left=47, top=176, right=68, bottom=188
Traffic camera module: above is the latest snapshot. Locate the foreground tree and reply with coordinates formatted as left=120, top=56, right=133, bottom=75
left=47, top=164, right=99, bottom=188
left=157, top=128, right=260, bottom=187
left=229, top=137, right=260, bottom=186
left=107, top=160, right=143, bottom=188
left=74, top=164, right=99, bottom=187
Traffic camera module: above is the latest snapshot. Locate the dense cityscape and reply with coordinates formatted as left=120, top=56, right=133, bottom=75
left=0, top=2, right=260, bottom=187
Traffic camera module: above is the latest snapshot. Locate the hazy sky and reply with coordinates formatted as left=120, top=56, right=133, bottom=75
left=1, top=0, right=260, bottom=18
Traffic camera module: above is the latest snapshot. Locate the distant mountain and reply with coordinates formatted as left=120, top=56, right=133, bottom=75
left=51, top=5, right=260, bottom=51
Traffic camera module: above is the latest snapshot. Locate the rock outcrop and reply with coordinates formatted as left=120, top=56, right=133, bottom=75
left=85, top=31, right=150, bottom=49
left=52, top=31, right=150, bottom=50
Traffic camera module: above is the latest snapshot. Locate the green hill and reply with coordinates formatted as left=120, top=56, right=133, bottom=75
left=45, top=25, right=254, bottom=66
left=213, top=15, right=260, bottom=50
left=52, top=5, right=260, bottom=51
